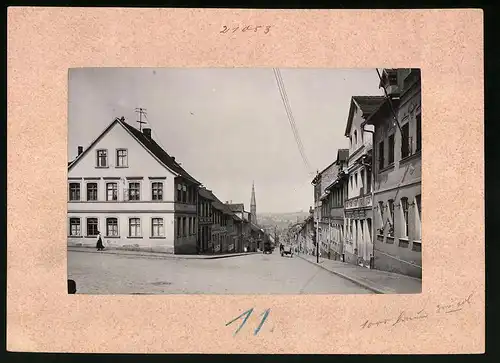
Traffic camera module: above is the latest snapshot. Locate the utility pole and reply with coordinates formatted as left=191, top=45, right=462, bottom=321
left=135, top=107, right=147, bottom=131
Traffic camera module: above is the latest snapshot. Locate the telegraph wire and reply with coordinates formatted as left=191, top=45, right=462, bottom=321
left=273, top=68, right=314, bottom=175
left=275, top=68, right=310, bottom=171
left=275, top=69, right=310, bottom=170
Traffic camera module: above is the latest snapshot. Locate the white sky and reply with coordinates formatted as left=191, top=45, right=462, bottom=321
left=68, top=68, right=384, bottom=213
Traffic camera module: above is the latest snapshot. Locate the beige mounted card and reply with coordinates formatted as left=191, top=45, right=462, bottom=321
left=7, top=7, right=484, bottom=354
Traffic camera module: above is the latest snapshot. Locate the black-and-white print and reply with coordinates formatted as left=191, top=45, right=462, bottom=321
left=67, top=68, right=422, bottom=294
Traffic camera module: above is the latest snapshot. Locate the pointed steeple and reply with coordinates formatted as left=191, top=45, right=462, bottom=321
left=250, top=181, right=257, bottom=225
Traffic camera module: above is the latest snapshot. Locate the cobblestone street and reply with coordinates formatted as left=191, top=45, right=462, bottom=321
left=68, top=249, right=372, bottom=294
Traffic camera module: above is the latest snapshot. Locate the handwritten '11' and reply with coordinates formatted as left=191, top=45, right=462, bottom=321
left=226, top=308, right=271, bottom=336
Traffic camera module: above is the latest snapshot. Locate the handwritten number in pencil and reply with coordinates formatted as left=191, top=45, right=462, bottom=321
left=219, top=25, right=271, bottom=34
left=225, top=308, right=253, bottom=336
left=254, top=308, right=271, bottom=335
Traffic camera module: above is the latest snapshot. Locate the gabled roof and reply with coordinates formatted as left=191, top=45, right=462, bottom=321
left=199, top=187, right=216, bottom=201
left=226, top=203, right=245, bottom=213
left=344, top=96, right=385, bottom=136
left=222, top=204, right=236, bottom=215
left=212, top=200, right=225, bottom=211
left=120, top=121, right=200, bottom=185
left=311, top=148, right=350, bottom=185
left=68, top=117, right=200, bottom=185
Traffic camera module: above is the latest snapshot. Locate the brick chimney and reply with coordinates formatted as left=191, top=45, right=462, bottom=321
left=143, top=128, right=152, bottom=139
left=77, top=146, right=83, bottom=156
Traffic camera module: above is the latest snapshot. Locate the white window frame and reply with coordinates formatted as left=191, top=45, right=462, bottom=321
left=106, top=217, right=119, bottom=237
left=151, top=217, right=165, bottom=237
left=401, top=197, right=409, bottom=238
left=96, top=149, right=108, bottom=168
left=86, top=217, right=99, bottom=237
left=388, top=200, right=394, bottom=225
left=106, top=182, right=118, bottom=201
left=387, top=200, right=395, bottom=237
left=128, top=181, right=141, bottom=201
left=128, top=217, right=141, bottom=237
left=116, top=148, right=128, bottom=168
left=86, top=181, right=98, bottom=201
left=69, top=182, right=81, bottom=201
left=378, top=201, right=385, bottom=230
left=69, top=217, right=81, bottom=236
left=151, top=181, right=164, bottom=201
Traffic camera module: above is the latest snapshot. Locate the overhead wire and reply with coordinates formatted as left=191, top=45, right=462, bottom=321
left=275, top=69, right=311, bottom=171
left=276, top=70, right=311, bottom=173
left=272, top=68, right=314, bottom=176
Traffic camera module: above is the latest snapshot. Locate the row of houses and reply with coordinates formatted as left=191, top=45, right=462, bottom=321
left=294, top=68, right=422, bottom=278
left=67, top=116, right=270, bottom=255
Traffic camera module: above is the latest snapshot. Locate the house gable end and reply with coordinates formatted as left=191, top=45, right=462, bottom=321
left=68, top=120, right=179, bottom=179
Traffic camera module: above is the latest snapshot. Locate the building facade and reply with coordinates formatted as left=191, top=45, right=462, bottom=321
left=343, top=96, right=385, bottom=267
left=323, top=149, right=349, bottom=260
left=198, top=188, right=215, bottom=253
left=67, top=117, right=200, bottom=254
left=295, top=210, right=314, bottom=254
left=312, top=159, right=339, bottom=258
left=211, top=199, right=226, bottom=253
left=366, top=68, right=422, bottom=278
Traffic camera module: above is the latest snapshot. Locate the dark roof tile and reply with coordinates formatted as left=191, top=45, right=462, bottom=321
left=121, top=121, right=200, bottom=185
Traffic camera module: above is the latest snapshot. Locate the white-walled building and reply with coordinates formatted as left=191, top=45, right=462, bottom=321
left=67, top=117, right=201, bottom=254
left=343, top=96, right=385, bottom=267
left=366, top=68, right=422, bottom=278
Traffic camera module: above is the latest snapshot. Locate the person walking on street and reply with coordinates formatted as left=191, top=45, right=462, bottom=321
left=96, top=231, right=105, bottom=251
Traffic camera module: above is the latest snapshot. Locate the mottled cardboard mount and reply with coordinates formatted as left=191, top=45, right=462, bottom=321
left=7, top=7, right=484, bottom=354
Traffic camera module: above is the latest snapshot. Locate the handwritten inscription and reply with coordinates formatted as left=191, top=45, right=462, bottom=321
left=361, top=292, right=475, bottom=329
left=226, top=308, right=271, bottom=336
left=220, top=25, right=271, bottom=34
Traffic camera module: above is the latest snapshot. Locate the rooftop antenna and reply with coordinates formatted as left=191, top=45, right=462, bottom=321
left=135, top=107, right=147, bottom=131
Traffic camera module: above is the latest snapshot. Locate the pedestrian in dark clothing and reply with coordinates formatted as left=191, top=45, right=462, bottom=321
left=96, top=231, right=105, bottom=251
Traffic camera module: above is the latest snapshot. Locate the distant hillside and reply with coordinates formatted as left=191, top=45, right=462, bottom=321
left=257, top=211, right=310, bottom=231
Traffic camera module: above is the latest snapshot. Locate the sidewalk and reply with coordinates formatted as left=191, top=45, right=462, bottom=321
left=68, top=246, right=258, bottom=260
left=298, top=253, right=422, bottom=294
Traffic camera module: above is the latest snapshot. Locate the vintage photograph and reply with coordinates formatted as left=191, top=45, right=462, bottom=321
left=67, top=67, right=422, bottom=295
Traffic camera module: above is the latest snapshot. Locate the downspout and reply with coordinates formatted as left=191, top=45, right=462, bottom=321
left=362, top=122, right=376, bottom=269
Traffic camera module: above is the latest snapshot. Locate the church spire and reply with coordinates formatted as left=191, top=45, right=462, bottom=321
left=250, top=181, right=257, bottom=225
